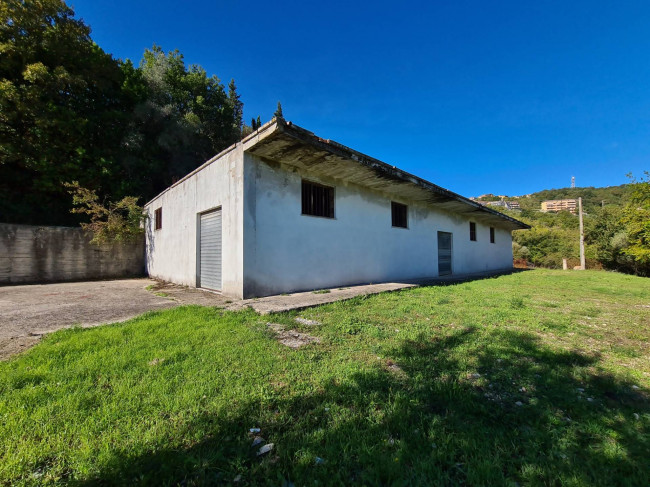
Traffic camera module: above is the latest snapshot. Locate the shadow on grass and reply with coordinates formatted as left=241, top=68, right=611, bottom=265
left=76, top=328, right=648, bottom=486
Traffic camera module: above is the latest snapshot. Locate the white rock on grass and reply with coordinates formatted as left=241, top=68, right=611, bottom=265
left=257, top=443, right=274, bottom=456
left=295, top=317, right=321, bottom=326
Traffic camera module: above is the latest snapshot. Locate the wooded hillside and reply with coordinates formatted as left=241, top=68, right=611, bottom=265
left=0, top=0, right=255, bottom=226
left=514, top=185, right=630, bottom=212
left=492, top=180, right=650, bottom=276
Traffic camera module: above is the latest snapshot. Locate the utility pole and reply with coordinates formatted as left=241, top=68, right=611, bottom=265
left=579, top=197, right=586, bottom=270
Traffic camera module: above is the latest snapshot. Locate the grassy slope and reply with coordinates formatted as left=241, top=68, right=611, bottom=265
left=0, top=270, right=648, bottom=486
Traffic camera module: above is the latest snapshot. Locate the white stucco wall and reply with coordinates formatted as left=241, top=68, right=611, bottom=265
left=144, top=148, right=515, bottom=299
left=242, top=154, right=513, bottom=297
left=144, top=145, right=245, bottom=297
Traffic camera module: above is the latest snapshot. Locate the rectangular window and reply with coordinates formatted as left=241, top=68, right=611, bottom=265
left=154, top=207, right=162, bottom=230
left=391, top=201, right=408, bottom=228
left=469, top=221, right=476, bottom=241
left=490, top=227, right=495, bottom=243
left=302, top=180, right=334, bottom=218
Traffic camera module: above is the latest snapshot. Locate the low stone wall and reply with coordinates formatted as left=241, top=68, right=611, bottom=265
left=0, top=223, right=145, bottom=285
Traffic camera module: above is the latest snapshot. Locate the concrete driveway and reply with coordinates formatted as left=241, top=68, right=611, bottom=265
left=0, top=277, right=419, bottom=360
left=0, top=271, right=512, bottom=360
left=0, top=279, right=176, bottom=360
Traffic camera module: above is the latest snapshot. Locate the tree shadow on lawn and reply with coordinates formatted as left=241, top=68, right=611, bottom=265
left=77, top=328, right=648, bottom=486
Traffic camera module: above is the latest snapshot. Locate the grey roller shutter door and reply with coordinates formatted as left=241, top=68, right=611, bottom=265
left=437, top=231, right=452, bottom=276
left=199, top=210, right=222, bottom=290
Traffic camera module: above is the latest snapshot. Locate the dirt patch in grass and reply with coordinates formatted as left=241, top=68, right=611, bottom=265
left=144, top=280, right=234, bottom=307
left=267, top=323, right=321, bottom=349
left=0, top=335, right=41, bottom=361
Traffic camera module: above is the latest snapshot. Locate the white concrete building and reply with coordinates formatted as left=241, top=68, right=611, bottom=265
left=145, top=119, right=529, bottom=299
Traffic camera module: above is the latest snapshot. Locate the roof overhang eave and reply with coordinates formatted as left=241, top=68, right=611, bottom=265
left=244, top=119, right=531, bottom=231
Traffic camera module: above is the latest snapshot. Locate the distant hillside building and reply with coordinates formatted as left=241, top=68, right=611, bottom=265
left=541, top=199, right=578, bottom=213
left=486, top=200, right=521, bottom=211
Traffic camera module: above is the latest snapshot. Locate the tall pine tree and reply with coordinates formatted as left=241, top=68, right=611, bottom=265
left=228, top=79, right=243, bottom=139
left=274, top=101, right=283, bottom=119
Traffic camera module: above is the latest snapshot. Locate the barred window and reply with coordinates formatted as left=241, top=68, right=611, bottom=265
left=469, top=221, right=476, bottom=241
left=302, top=180, right=334, bottom=218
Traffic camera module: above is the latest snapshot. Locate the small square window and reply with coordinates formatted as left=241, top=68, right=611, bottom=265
left=490, top=227, right=495, bottom=243
left=154, top=207, right=162, bottom=230
left=469, top=221, right=476, bottom=241
left=302, top=180, right=334, bottom=218
left=391, top=202, right=408, bottom=228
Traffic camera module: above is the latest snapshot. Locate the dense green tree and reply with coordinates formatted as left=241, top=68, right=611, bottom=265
left=118, top=45, right=241, bottom=200
left=621, top=172, right=650, bottom=271
left=584, top=206, right=637, bottom=273
left=512, top=222, right=580, bottom=269
left=0, top=0, right=128, bottom=224
left=0, top=2, right=247, bottom=224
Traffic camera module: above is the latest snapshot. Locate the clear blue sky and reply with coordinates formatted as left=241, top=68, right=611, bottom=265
left=71, top=0, right=649, bottom=197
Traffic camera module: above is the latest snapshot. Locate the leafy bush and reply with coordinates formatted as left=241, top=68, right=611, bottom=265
left=66, top=182, right=145, bottom=244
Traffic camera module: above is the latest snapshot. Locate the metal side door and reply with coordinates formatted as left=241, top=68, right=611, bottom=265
left=437, top=231, right=452, bottom=276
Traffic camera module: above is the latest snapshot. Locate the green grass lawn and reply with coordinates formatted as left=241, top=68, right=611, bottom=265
left=1, top=270, right=649, bottom=486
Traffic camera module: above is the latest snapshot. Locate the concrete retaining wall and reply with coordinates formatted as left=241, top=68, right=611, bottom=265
left=0, top=224, right=145, bottom=285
